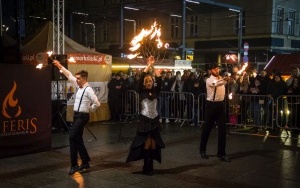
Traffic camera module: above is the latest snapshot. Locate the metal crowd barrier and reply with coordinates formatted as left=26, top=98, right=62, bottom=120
left=159, top=91, right=195, bottom=127
left=118, top=91, right=299, bottom=135
left=224, top=94, right=274, bottom=130
left=120, top=90, right=139, bottom=121
left=276, top=95, right=300, bottom=132
left=118, top=90, right=139, bottom=142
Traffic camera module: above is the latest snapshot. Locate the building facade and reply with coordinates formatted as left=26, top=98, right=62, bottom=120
left=67, top=0, right=299, bottom=70
left=6, top=0, right=296, bottom=70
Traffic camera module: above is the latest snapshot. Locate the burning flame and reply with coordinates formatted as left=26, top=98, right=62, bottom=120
left=36, top=64, right=44, bottom=69
left=228, top=93, right=233, bottom=100
left=47, top=51, right=53, bottom=57
left=127, top=21, right=169, bottom=59
left=68, top=57, right=76, bottom=63
left=127, top=53, right=140, bottom=59
left=36, top=51, right=53, bottom=69
left=237, top=62, right=248, bottom=75
left=2, top=81, right=22, bottom=118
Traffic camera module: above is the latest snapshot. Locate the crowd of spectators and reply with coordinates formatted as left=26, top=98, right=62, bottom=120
left=107, top=65, right=300, bottom=134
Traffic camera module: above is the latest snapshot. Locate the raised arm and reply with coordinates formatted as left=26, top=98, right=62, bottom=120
left=53, top=60, right=77, bottom=86
left=144, top=56, right=161, bottom=77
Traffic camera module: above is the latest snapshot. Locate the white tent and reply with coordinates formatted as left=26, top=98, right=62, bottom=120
left=21, top=21, right=112, bottom=122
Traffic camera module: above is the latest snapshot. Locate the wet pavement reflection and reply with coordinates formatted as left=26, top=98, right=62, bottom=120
left=0, top=121, right=299, bottom=188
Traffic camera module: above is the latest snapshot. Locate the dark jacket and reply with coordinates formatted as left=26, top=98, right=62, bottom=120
left=108, top=78, right=127, bottom=99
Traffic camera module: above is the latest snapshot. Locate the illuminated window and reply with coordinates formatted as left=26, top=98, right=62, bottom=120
left=288, top=10, right=295, bottom=36
left=189, top=15, right=198, bottom=37
left=102, top=24, right=110, bottom=42
left=276, top=7, right=284, bottom=34
left=171, top=17, right=179, bottom=38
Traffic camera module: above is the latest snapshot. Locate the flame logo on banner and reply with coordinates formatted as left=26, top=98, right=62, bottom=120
left=2, top=81, right=22, bottom=118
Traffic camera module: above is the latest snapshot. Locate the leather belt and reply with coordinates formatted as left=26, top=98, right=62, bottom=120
left=74, top=111, right=89, bottom=114
left=206, top=100, right=223, bottom=103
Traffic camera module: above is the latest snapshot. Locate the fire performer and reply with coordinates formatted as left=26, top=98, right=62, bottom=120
left=199, top=63, right=231, bottom=162
left=126, top=56, right=165, bottom=175
left=53, top=60, right=100, bottom=175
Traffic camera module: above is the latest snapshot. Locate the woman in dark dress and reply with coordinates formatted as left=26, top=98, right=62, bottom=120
left=126, top=56, right=165, bottom=175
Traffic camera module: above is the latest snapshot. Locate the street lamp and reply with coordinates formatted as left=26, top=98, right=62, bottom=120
left=81, top=22, right=95, bottom=49
left=70, top=11, right=88, bottom=39
left=124, top=19, right=136, bottom=36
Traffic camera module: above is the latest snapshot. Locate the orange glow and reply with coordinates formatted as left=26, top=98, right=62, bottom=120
left=36, top=63, right=44, bottom=69
left=2, top=81, right=21, bottom=118
left=228, top=93, right=233, bottom=100
left=127, top=53, right=140, bottom=59
left=237, top=63, right=248, bottom=75
left=72, top=173, right=84, bottom=188
left=68, top=57, right=76, bottom=63
left=47, top=51, right=53, bottom=57
left=127, top=21, right=168, bottom=59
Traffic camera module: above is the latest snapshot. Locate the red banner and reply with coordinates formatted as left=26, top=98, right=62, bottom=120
left=22, top=52, right=48, bottom=64
left=0, top=64, right=52, bottom=158
left=21, top=52, right=112, bottom=65
left=68, top=53, right=112, bottom=65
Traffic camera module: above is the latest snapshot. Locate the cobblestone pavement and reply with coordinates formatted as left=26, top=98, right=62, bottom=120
left=0, top=121, right=299, bottom=188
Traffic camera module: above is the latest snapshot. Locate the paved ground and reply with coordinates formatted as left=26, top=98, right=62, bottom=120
left=0, top=121, right=299, bottom=188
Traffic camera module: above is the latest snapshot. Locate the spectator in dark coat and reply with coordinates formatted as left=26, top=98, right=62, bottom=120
left=190, top=80, right=204, bottom=126
left=249, top=76, right=267, bottom=131
left=286, top=76, right=300, bottom=134
left=183, top=72, right=197, bottom=124
left=267, top=73, right=287, bottom=101
left=266, top=73, right=287, bottom=133
left=159, top=71, right=172, bottom=123
left=108, top=73, right=127, bottom=121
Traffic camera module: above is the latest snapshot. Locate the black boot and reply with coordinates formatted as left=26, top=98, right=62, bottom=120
left=143, top=150, right=153, bottom=176
left=149, top=149, right=154, bottom=173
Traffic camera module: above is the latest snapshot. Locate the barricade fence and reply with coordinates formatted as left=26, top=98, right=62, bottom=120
left=120, top=90, right=139, bottom=121
left=276, top=95, right=300, bottom=131
left=159, top=91, right=194, bottom=126
left=119, top=90, right=299, bottom=132
left=224, top=94, right=274, bottom=129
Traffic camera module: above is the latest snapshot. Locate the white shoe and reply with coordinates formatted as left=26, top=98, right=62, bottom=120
left=165, top=119, right=170, bottom=123
left=159, top=118, right=162, bottom=123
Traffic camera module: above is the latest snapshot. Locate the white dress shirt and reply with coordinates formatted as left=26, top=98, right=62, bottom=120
left=60, top=67, right=100, bottom=113
left=206, top=75, right=227, bottom=102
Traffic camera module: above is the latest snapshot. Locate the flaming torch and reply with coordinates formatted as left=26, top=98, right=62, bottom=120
left=68, top=56, right=76, bottom=63
left=228, top=93, right=233, bottom=100
left=47, top=51, right=53, bottom=59
left=127, top=21, right=169, bottom=63
left=227, top=62, right=248, bottom=100
left=237, top=62, right=248, bottom=75
left=36, top=51, right=54, bottom=69
left=36, top=51, right=76, bottom=69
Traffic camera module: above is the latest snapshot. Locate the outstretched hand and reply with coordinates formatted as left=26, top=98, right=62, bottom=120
left=147, top=56, right=155, bottom=66
left=52, top=60, right=62, bottom=69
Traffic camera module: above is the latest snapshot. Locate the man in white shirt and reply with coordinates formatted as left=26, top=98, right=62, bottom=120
left=199, top=63, right=231, bottom=162
left=53, top=60, right=100, bottom=175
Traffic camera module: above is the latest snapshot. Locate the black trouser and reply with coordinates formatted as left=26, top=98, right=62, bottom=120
left=108, top=97, right=122, bottom=121
left=200, top=100, right=227, bottom=156
left=70, top=112, right=90, bottom=166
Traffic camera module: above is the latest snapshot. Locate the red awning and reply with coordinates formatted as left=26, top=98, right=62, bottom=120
left=264, top=54, right=300, bottom=75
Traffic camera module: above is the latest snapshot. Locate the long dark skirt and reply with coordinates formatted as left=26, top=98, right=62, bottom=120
left=126, top=115, right=165, bottom=163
